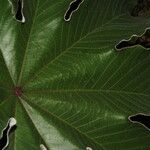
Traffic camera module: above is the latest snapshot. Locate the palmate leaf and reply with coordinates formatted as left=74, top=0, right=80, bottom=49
left=0, top=0, right=150, bottom=149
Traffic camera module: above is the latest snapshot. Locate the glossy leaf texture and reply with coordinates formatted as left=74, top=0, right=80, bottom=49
left=0, top=0, right=150, bottom=149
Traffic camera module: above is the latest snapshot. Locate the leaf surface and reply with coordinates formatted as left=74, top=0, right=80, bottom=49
left=0, top=0, right=150, bottom=149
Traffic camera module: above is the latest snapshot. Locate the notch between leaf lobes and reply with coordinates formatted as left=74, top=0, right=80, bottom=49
left=64, top=0, right=84, bottom=21
left=129, top=113, right=150, bottom=131
left=8, top=0, right=25, bottom=23
left=0, top=118, right=17, bottom=150
left=116, top=28, right=150, bottom=51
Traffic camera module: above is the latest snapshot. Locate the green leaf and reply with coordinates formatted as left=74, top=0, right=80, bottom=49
left=0, top=0, right=150, bottom=149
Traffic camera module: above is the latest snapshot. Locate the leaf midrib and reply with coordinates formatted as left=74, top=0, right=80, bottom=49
left=24, top=89, right=150, bottom=97
left=17, top=0, right=40, bottom=85
left=0, top=48, right=16, bottom=86
left=20, top=95, right=106, bottom=150
left=22, top=13, right=126, bottom=87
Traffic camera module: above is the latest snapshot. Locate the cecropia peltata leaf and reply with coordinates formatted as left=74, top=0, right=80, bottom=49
left=0, top=0, right=150, bottom=149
